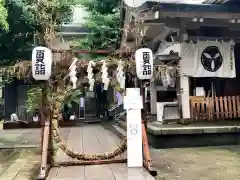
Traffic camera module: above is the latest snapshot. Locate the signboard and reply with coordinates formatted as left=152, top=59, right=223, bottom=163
left=79, top=97, right=85, bottom=119
left=135, top=48, right=153, bottom=80
left=124, top=88, right=143, bottom=167
left=32, top=46, right=52, bottom=81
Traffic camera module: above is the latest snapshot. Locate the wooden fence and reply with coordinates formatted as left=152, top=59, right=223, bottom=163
left=190, top=96, right=240, bottom=121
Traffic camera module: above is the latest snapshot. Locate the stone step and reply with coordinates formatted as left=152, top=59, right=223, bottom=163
left=116, top=120, right=127, bottom=131
left=111, top=123, right=126, bottom=139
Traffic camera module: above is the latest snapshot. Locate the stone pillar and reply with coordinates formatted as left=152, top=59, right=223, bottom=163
left=150, top=80, right=157, bottom=115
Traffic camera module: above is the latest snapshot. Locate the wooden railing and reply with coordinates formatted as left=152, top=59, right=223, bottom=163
left=190, top=96, right=240, bottom=121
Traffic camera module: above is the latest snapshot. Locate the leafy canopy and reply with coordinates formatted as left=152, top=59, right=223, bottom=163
left=0, top=0, right=8, bottom=32
left=0, top=0, right=76, bottom=64
left=73, top=0, right=120, bottom=50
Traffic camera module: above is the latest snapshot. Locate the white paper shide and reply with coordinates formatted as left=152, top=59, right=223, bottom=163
left=101, top=61, right=110, bottom=90
left=87, top=61, right=95, bottom=91
left=116, top=60, right=125, bottom=89
left=32, top=46, right=52, bottom=81
left=69, top=58, right=78, bottom=89
left=135, top=48, right=153, bottom=80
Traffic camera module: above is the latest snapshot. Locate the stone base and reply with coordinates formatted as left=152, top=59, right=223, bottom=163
left=111, top=119, right=240, bottom=148
left=148, top=133, right=240, bottom=149
left=58, top=120, right=77, bottom=127
left=147, top=121, right=240, bottom=148
left=3, top=121, right=40, bottom=129
left=177, top=118, right=192, bottom=125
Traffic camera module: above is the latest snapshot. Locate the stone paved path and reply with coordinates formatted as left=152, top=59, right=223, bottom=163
left=0, top=128, right=71, bottom=180
left=48, top=124, right=154, bottom=180
left=0, top=149, right=41, bottom=180
left=0, top=128, right=71, bottom=148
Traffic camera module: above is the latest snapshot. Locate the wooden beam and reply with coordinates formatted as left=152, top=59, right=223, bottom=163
left=53, top=49, right=114, bottom=54
left=173, top=35, right=240, bottom=42
left=147, top=26, right=175, bottom=51
left=138, top=2, right=240, bottom=16
left=133, top=19, right=240, bottom=33
left=137, top=8, right=240, bottom=21
left=137, top=15, right=240, bottom=29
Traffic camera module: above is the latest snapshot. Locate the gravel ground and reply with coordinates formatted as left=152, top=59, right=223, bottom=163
left=151, top=145, right=240, bottom=180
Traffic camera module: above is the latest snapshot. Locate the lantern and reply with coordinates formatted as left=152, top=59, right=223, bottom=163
left=135, top=48, right=153, bottom=80
left=32, top=46, right=52, bottom=81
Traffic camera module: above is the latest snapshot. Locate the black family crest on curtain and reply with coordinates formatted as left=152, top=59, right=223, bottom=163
left=201, top=46, right=223, bottom=72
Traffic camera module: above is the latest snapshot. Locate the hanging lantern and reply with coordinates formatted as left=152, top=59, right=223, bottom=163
left=135, top=48, right=153, bottom=80
left=32, top=46, right=52, bottom=81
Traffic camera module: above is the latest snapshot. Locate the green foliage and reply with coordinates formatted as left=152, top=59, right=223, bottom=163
left=26, top=87, right=42, bottom=114
left=0, top=0, right=8, bottom=32
left=0, top=0, right=76, bottom=65
left=0, top=0, right=37, bottom=64
left=26, top=87, right=82, bottom=114
left=63, top=89, right=82, bottom=108
left=22, top=0, right=76, bottom=27
left=75, top=0, right=119, bottom=14
left=73, top=0, right=120, bottom=50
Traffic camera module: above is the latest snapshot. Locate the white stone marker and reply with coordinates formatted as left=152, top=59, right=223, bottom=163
left=124, top=88, right=143, bottom=167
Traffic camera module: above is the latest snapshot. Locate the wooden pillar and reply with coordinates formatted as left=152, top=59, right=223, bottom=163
left=179, top=75, right=190, bottom=119
left=150, top=80, right=157, bottom=115
left=179, top=28, right=191, bottom=119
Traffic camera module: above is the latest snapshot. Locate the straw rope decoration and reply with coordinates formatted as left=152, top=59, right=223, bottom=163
left=3, top=55, right=179, bottom=160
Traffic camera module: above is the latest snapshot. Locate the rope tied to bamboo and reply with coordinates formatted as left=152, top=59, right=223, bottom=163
left=51, top=87, right=127, bottom=161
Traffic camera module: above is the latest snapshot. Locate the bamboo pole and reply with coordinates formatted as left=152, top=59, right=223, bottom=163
left=38, top=82, right=52, bottom=180
left=142, top=120, right=157, bottom=176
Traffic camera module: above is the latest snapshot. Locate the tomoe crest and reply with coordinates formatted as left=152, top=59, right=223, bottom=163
left=201, top=46, right=223, bottom=72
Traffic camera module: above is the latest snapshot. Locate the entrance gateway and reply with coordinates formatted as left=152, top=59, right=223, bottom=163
left=28, top=46, right=158, bottom=179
